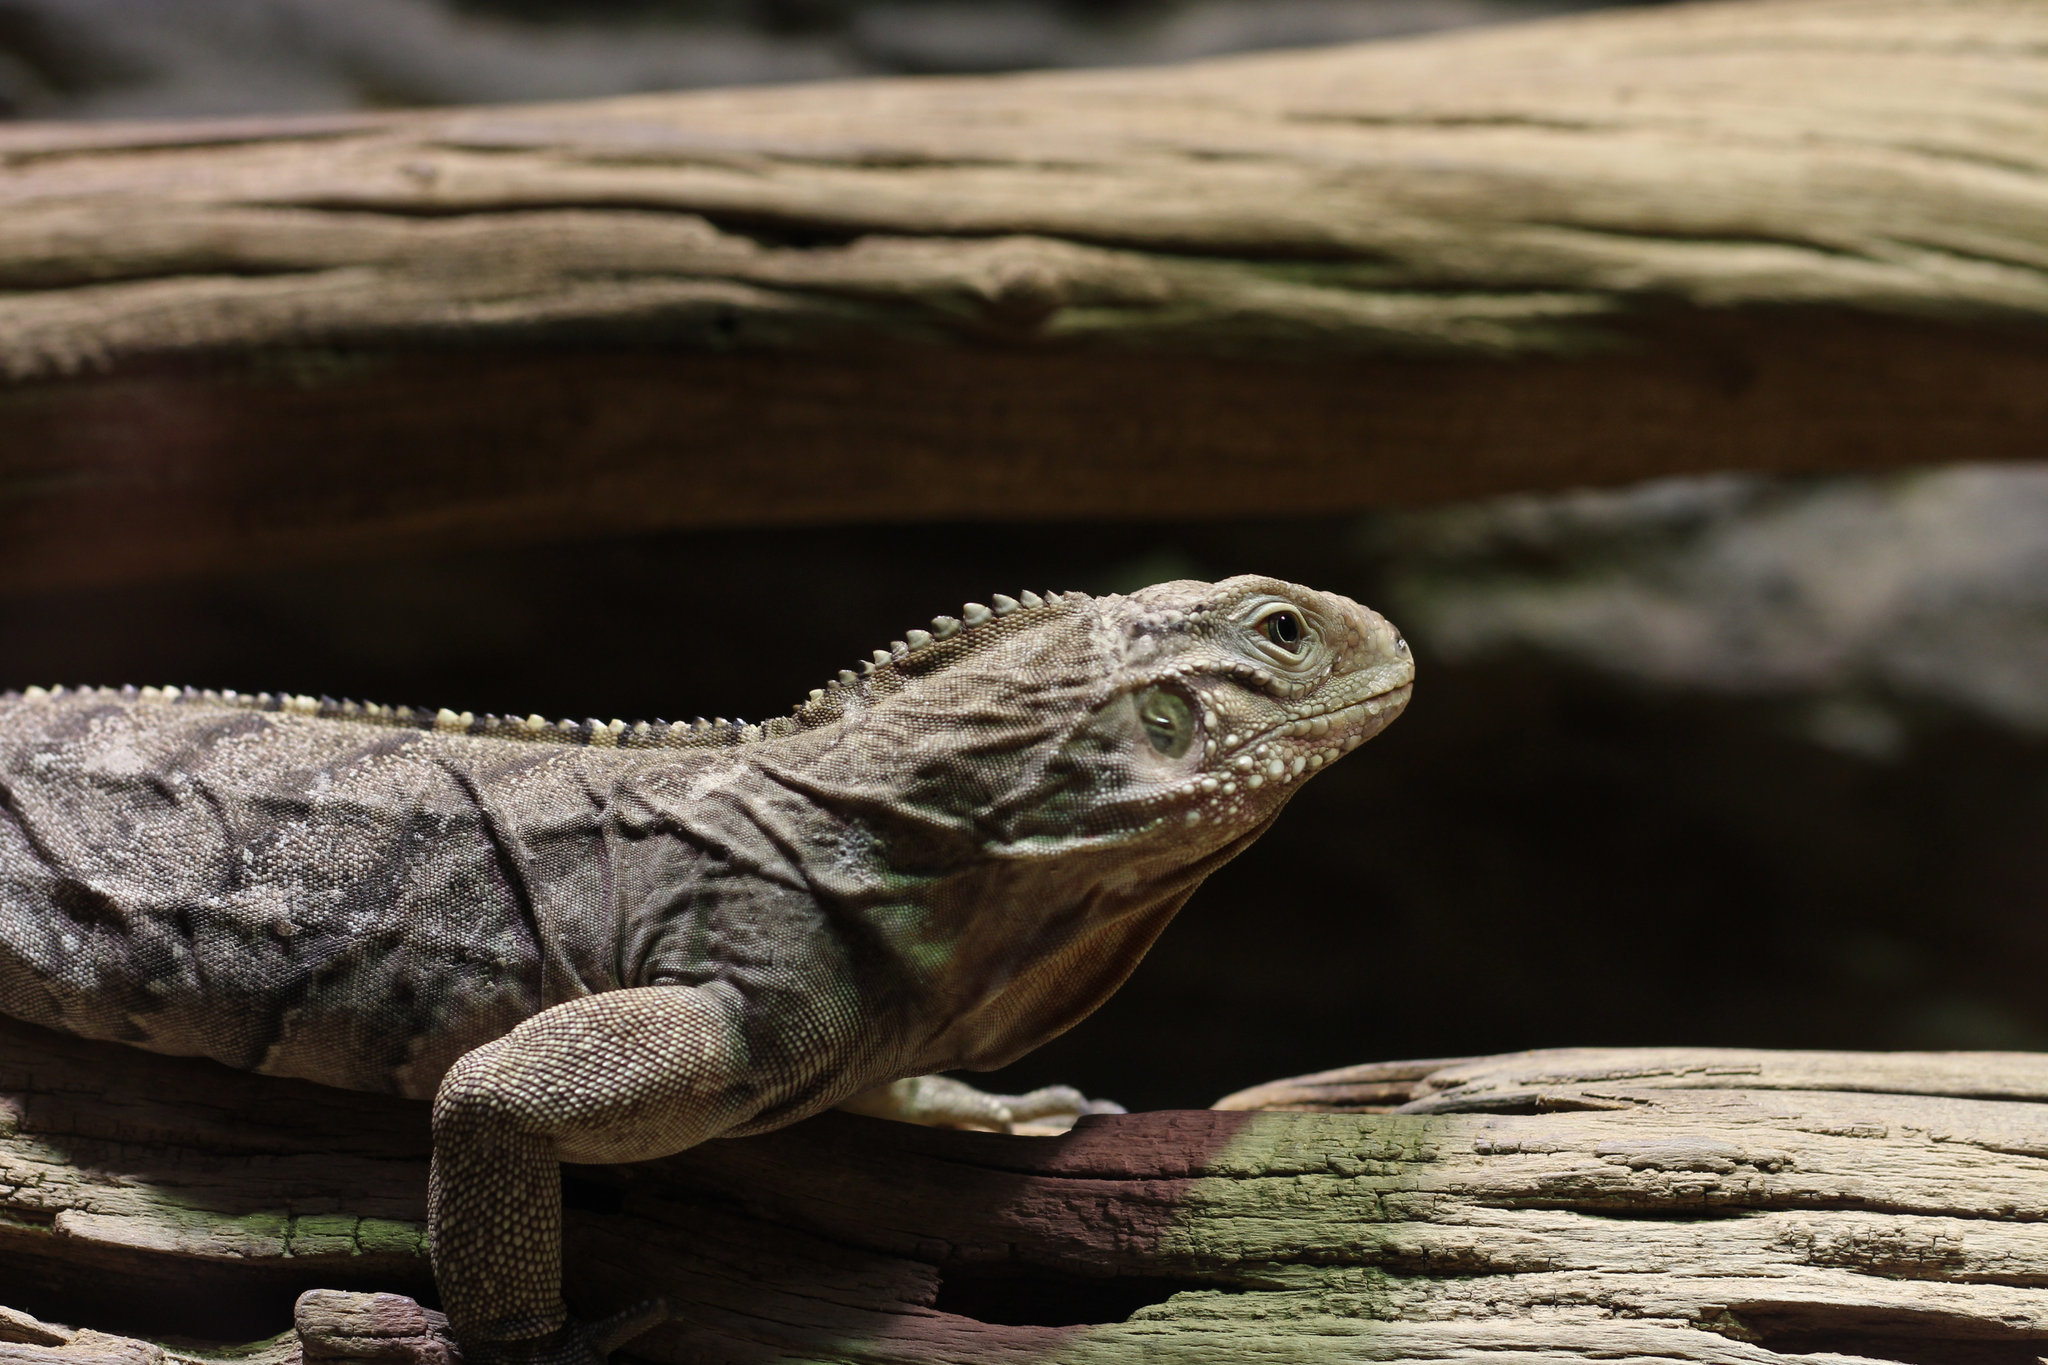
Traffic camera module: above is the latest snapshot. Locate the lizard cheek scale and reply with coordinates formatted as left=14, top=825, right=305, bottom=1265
left=0, top=574, right=1410, bottom=1364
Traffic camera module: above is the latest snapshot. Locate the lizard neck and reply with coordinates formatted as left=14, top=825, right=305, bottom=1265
left=846, top=807, right=1284, bottom=1077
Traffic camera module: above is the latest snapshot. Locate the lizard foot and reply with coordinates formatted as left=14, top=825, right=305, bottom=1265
left=463, top=1300, right=670, bottom=1365
left=840, top=1074, right=1126, bottom=1135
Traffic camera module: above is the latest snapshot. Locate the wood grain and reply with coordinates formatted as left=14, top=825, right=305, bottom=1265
left=2, top=0, right=2046, bottom=590
left=8, top=1015, right=2048, bottom=1363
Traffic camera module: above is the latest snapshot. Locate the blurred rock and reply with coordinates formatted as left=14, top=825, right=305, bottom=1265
left=0, top=0, right=1629, bottom=119
left=846, top=0, right=1598, bottom=74
left=0, top=0, right=855, bottom=118
left=1372, top=466, right=2048, bottom=748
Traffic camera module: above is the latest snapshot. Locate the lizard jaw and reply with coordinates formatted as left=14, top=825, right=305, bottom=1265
left=1239, top=678, right=1412, bottom=755
left=1213, top=681, right=1411, bottom=788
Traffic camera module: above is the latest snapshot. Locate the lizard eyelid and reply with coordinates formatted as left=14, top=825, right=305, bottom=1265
left=1246, top=603, right=1317, bottom=665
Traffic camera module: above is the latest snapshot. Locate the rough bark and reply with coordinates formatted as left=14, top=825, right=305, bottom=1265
left=7, top=1013, right=2048, bottom=1364
left=3, top=0, right=2046, bottom=591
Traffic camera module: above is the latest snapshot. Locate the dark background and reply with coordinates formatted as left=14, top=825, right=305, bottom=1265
left=10, top=501, right=2045, bottom=1113
left=6, top=0, right=2044, bottom=1112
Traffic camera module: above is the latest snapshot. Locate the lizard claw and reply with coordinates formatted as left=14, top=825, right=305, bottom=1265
left=465, top=1301, right=670, bottom=1365
left=1003, top=1084, right=1126, bottom=1136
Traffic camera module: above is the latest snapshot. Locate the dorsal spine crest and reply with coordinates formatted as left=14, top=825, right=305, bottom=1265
left=4, top=591, right=1073, bottom=752
left=790, top=589, right=1073, bottom=727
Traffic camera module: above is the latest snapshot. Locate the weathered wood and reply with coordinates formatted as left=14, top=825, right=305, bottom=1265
left=3, top=0, right=2046, bottom=591
left=8, top=1014, right=2048, bottom=1363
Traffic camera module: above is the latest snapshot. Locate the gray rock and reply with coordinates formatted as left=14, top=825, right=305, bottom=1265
left=1373, top=465, right=2048, bottom=747
left=0, top=0, right=856, bottom=119
left=0, top=0, right=1626, bottom=120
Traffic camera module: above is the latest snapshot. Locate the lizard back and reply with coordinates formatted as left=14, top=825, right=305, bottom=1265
left=0, top=686, right=737, bottom=1095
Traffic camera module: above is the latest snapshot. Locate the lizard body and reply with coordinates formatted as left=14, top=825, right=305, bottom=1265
left=0, top=577, right=1411, bottom=1360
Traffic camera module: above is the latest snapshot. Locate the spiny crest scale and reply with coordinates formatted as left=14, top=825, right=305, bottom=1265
left=6, top=589, right=1079, bottom=753
left=4, top=683, right=763, bottom=751
left=791, top=587, right=1074, bottom=725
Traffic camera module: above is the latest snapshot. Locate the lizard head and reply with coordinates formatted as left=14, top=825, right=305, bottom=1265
left=1014, top=574, right=1412, bottom=847
left=758, top=575, right=1410, bottom=1063
left=783, top=575, right=1410, bottom=858
left=765, top=577, right=1409, bottom=1064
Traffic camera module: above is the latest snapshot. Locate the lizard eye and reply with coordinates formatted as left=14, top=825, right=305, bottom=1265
left=1136, top=687, right=1195, bottom=759
left=1259, top=610, right=1304, bottom=653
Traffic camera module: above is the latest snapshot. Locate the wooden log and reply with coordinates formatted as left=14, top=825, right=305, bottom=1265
left=8, top=1012, right=2048, bottom=1363
left=2, top=0, right=2046, bottom=592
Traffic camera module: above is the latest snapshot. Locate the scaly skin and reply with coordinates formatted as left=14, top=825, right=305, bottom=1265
left=0, top=576, right=1412, bottom=1361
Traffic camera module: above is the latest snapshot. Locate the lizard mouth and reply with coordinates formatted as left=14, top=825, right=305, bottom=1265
left=1236, top=679, right=1412, bottom=754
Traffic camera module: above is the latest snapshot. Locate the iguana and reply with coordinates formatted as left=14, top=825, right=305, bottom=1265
left=0, top=575, right=1411, bottom=1362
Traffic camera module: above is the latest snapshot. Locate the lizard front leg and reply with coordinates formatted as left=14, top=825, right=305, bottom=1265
left=840, top=1073, right=1125, bottom=1135
left=429, top=984, right=783, bottom=1363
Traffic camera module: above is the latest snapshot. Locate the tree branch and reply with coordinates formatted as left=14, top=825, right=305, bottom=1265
left=7, top=1015, right=2048, bottom=1362
left=4, top=0, right=2047, bottom=590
